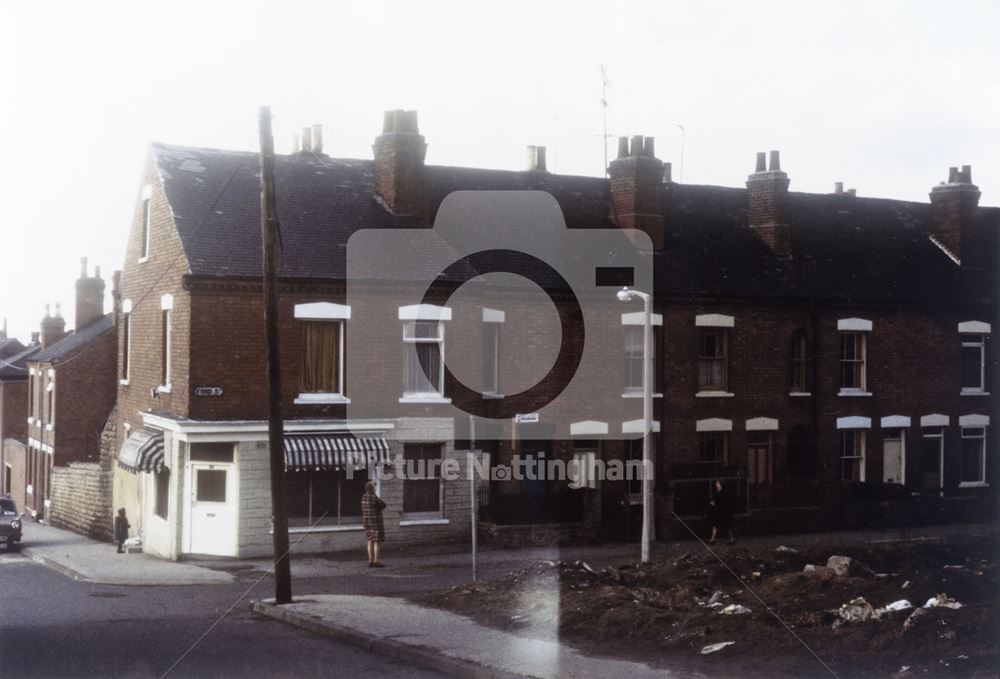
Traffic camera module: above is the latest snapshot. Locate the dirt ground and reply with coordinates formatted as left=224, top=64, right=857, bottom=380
left=421, top=533, right=999, bottom=678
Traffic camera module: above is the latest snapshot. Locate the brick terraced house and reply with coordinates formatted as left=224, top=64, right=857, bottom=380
left=113, top=111, right=997, bottom=558
left=15, top=262, right=118, bottom=529
left=1, top=332, right=40, bottom=501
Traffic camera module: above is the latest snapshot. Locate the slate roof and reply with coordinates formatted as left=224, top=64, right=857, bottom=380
left=31, top=313, right=114, bottom=364
left=152, top=143, right=996, bottom=308
left=0, top=337, right=26, bottom=358
left=0, top=343, right=41, bottom=380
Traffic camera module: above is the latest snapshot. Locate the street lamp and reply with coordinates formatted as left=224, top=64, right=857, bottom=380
left=616, top=286, right=654, bottom=563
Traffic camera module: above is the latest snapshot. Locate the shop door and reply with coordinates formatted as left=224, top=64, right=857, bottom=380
left=189, top=464, right=236, bottom=556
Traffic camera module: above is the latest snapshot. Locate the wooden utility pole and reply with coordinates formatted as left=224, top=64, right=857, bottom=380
left=259, top=105, right=292, bottom=604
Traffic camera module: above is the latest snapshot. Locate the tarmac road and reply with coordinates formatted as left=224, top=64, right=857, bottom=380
left=0, top=550, right=446, bottom=679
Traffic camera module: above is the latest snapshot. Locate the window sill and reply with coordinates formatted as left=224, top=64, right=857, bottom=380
left=838, top=389, right=872, bottom=397
left=27, top=417, right=34, bottom=425
left=157, top=384, right=172, bottom=394
left=294, top=393, right=351, bottom=405
left=398, top=395, right=451, bottom=405
left=399, top=518, right=449, bottom=527
left=622, top=392, right=663, bottom=399
left=789, top=391, right=812, bottom=397
left=695, top=391, right=734, bottom=398
left=482, top=393, right=505, bottom=400
left=45, top=424, right=53, bottom=432
left=119, top=379, right=130, bottom=386
left=958, top=481, right=988, bottom=489
left=960, top=389, right=990, bottom=396
left=138, top=256, right=149, bottom=264
left=287, top=523, right=363, bottom=534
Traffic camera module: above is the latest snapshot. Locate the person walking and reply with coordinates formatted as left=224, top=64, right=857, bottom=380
left=361, top=481, right=386, bottom=568
left=707, top=480, right=736, bottom=545
left=114, top=508, right=131, bottom=554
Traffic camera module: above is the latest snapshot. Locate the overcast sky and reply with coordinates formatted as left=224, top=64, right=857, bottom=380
left=1, top=0, right=997, bottom=339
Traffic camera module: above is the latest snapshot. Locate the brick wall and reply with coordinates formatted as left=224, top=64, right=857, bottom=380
left=49, top=406, right=115, bottom=539
left=2, top=438, right=28, bottom=508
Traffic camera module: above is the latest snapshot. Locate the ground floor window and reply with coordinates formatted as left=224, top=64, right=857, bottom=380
left=154, top=469, right=169, bottom=519
left=960, top=427, right=986, bottom=485
left=403, top=443, right=442, bottom=515
left=698, top=432, right=727, bottom=464
left=839, top=430, right=865, bottom=481
left=285, top=468, right=368, bottom=527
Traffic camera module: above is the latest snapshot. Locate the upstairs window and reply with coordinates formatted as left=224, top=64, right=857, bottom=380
left=960, top=333, right=988, bottom=394
left=399, top=305, right=450, bottom=401
left=698, top=330, right=727, bottom=391
left=790, top=331, right=808, bottom=392
left=140, top=185, right=152, bottom=260
left=622, top=312, right=662, bottom=396
left=838, top=318, right=872, bottom=395
left=121, top=300, right=132, bottom=383
left=840, top=334, right=866, bottom=391
left=295, top=302, right=351, bottom=404
left=160, top=293, right=173, bottom=390
left=482, top=309, right=504, bottom=396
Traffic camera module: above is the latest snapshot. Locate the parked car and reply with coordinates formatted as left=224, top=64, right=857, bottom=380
left=0, top=497, right=23, bottom=548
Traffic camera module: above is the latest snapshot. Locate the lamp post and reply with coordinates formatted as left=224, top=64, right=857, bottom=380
left=616, top=286, right=654, bottom=563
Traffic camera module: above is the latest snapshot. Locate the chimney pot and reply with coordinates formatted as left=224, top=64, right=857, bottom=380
left=617, top=137, right=629, bottom=159
left=630, top=135, right=644, bottom=157
left=291, top=133, right=300, bottom=154
left=948, top=166, right=958, bottom=183
left=391, top=109, right=407, bottom=133
left=300, top=126, right=312, bottom=153
left=55, top=302, right=62, bottom=317
left=834, top=182, right=844, bottom=194
left=961, top=164, right=972, bottom=183
left=663, top=162, right=672, bottom=183
left=534, top=146, right=547, bottom=172
left=769, top=150, right=781, bottom=172
left=80, top=257, right=88, bottom=277
left=45, top=304, right=51, bottom=318
left=755, top=152, right=767, bottom=173
left=382, top=111, right=394, bottom=134
left=847, top=188, right=857, bottom=197
left=311, top=125, right=324, bottom=154
left=642, top=137, right=655, bottom=158
left=94, top=265, right=101, bottom=279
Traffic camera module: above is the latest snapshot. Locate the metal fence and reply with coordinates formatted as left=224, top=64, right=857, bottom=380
left=484, top=487, right=585, bottom=525
left=670, top=477, right=825, bottom=517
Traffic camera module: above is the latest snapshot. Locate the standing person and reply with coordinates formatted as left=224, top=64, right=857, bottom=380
left=707, top=480, right=736, bottom=545
left=361, top=481, right=386, bottom=568
left=114, top=508, right=131, bottom=554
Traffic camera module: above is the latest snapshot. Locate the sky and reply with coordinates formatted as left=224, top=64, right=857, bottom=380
left=0, top=0, right=997, bottom=339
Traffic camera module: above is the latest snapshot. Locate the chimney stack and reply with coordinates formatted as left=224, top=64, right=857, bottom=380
left=746, top=150, right=792, bottom=258
left=608, top=134, right=665, bottom=248
left=373, top=109, right=427, bottom=218
left=75, top=258, right=106, bottom=331
left=0, top=317, right=5, bottom=340
left=527, top=145, right=548, bottom=172
left=930, top=164, right=981, bottom=265
left=40, top=303, right=66, bottom=350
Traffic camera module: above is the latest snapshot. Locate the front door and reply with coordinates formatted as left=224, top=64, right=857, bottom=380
left=919, top=430, right=943, bottom=491
left=747, top=432, right=773, bottom=510
left=883, top=432, right=904, bottom=484
left=189, top=464, right=236, bottom=556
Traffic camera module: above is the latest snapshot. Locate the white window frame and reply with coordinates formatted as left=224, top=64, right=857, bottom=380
left=622, top=323, right=662, bottom=398
left=294, top=302, right=351, bottom=405
left=158, top=294, right=173, bottom=393
left=960, top=332, right=988, bottom=395
left=121, top=298, right=133, bottom=385
left=139, top=185, right=152, bottom=262
left=399, top=305, right=451, bottom=404
left=881, top=428, right=906, bottom=485
left=482, top=308, right=504, bottom=398
left=959, top=426, right=987, bottom=487
left=839, top=331, right=870, bottom=396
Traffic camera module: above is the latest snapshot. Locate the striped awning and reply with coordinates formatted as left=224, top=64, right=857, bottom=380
left=284, top=434, right=391, bottom=471
left=118, top=429, right=166, bottom=474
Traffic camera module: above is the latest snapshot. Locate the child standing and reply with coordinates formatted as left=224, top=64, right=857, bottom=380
left=114, top=508, right=131, bottom=554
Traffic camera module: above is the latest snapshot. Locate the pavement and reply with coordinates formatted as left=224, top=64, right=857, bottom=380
left=252, top=594, right=684, bottom=679
left=15, top=520, right=234, bottom=585
left=8, top=518, right=996, bottom=678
